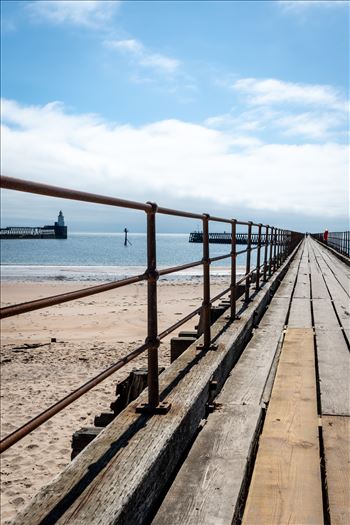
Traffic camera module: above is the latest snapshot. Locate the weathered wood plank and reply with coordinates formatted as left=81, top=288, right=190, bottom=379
left=312, top=298, right=340, bottom=330
left=320, top=250, right=350, bottom=287
left=153, top=405, right=263, bottom=525
left=333, top=300, right=350, bottom=331
left=313, top=240, right=350, bottom=289
left=152, top=328, right=285, bottom=525
left=242, top=328, right=324, bottom=525
left=311, top=242, right=349, bottom=302
left=322, top=416, right=350, bottom=525
left=13, top=245, right=300, bottom=525
left=293, top=245, right=311, bottom=299
left=258, top=297, right=289, bottom=327
left=312, top=237, right=350, bottom=269
left=316, top=329, right=350, bottom=416
left=153, top=261, right=300, bottom=525
left=288, top=297, right=312, bottom=328
left=274, top=242, right=304, bottom=299
left=308, top=245, right=329, bottom=299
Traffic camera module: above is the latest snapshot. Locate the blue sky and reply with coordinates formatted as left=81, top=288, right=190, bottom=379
left=1, top=0, right=349, bottom=232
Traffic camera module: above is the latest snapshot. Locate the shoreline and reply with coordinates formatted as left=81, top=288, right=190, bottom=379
left=0, top=264, right=239, bottom=283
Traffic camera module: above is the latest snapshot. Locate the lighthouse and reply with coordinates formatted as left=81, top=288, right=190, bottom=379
left=54, top=211, right=68, bottom=238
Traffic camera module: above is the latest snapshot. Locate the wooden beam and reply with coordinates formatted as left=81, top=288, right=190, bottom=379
left=242, top=328, right=324, bottom=525
left=323, top=415, right=350, bottom=525
left=288, top=298, right=312, bottom=328
left=316, top=329, right=350, bottom=416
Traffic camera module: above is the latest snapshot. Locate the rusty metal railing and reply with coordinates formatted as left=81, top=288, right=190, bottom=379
left=0, top=175, right=303, bottom=452
left=311, top=231, right=350, bottom=257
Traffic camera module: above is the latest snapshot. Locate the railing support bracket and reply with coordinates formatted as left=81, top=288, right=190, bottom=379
left=135, top=401, right=171, bottom=415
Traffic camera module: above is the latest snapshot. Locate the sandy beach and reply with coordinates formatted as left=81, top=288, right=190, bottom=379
left=0, top=277, right=229, bottom=523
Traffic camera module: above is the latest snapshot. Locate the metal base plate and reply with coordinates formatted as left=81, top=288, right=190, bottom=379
left=135, top=401, right=171, bottom=414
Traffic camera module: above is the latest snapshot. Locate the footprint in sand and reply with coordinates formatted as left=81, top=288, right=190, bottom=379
left=26, top=444, right=38, bottom=450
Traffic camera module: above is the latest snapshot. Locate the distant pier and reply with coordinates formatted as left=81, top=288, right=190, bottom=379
left=0, top=211, right=67, bottom=239
left=189, top=231, right=269, bottom=244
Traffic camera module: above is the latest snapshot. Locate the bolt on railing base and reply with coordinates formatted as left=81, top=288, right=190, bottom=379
left=196, top=343, right=218, bottom=351
left=135, top=401, right=171, bottom=415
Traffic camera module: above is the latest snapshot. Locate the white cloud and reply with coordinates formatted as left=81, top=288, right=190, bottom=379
left=27, top=0, right=120, bottom=28
left=275, top=112, right=347, bottom=139
left=232, top=78, right=346, bottom=111
left=106, top=38, right=180, bottom=73
left=1, top=99, right=348, bottom=220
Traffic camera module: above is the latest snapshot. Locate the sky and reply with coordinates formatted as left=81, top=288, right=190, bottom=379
left=1, top=0, right=349, bottom=232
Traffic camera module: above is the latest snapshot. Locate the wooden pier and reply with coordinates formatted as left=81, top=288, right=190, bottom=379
left=189, top=231, right=271, bottom=244
left=12, top=236, right=349, bottom=525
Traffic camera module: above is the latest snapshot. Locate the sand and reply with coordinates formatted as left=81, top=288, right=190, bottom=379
left=0, top=276, right=229, bottom=523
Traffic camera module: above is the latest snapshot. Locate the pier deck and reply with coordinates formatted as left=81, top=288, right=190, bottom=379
left=11, top=237, right=350, bottom=525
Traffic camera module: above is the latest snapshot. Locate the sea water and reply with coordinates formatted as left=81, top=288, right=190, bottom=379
left=0, top=233, right=260, bottom=282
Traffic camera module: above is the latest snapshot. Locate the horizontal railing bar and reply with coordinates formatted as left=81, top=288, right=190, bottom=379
left=210, top=253, right=231, bottom=263
left=236, top=247, right=249, bottom=255
left=158, top=307, right=202, bottom=340
left=158, top=260, right=203, bottom=277
left=211, top=285, right=231, bottom=303
left=0, top=274, right=147, bottom=319
left=157, top=206, right=203, bottom=220
left=0, top=175, right=151, bottom=212
left=1, top=176, right=277, bottom=231
left=236, top=268, right=256, bottom=286
left=208, top=216, right=232, bottom=224
left=0, top=342, right=149, bottom=453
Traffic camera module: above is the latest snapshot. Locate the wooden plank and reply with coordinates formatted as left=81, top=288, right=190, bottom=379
left=311, top=242, right=349, bottom=302
left=333, top=300, right=350, bottom=331
left=288, top=297, right=312, bottom=328
left=314, top=241, right=350, bottom=290
left=293, top=269, right=310, bottom=299
left=153, top=324, right=285, bottom=525
left=312, top=298, right=340, bottom=330
left=274, top=239, right=304, bottom=300
left=308, top=246, right=329, bottom=299
left=153, top=405, right=263, bottom=525
left=323, top=416, right=350, bottom=525
left=258, top=297, right=289, bottom=327
left=316, top=329, right=350, bottom=416
left=293, top=242, right=311, bottom=299
left=13, top=249, right=297, bottom=525
left=321, top=249, right=350, bottom=285
left=242, top=328, right=324, bottom=525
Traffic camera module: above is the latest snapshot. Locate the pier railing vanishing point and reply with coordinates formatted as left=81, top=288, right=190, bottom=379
left=0, top=175, right=303, bottom=453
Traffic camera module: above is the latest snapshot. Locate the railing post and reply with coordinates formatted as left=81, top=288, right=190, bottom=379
left=281, top=230, right=286, bottom=261
left=136, top=202, right=170, bottom=414
left=268, top=226, right=274, bottom=277
left=230, top=219, right=237, bottom=320
left=245, top=221, right=253, bottom=302
left=273, top=227, right=278, bottom=273
left=255, top=223, right=262, bottom=289
left=263, top=225, right=269, bottom=282
left=277, top=228, right=281, bottom=266
left=202, top=214, right=211, bottom=349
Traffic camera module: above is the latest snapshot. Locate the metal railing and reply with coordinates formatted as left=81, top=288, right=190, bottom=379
left=0, top=175, right=303, bottom=453
left=311, top=231, right=350, bottom=257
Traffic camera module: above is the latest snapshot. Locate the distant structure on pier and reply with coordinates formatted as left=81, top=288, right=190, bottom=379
left=0, top=211, right=68, bottom=239
left=189, top=231, right=268, bottom=245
